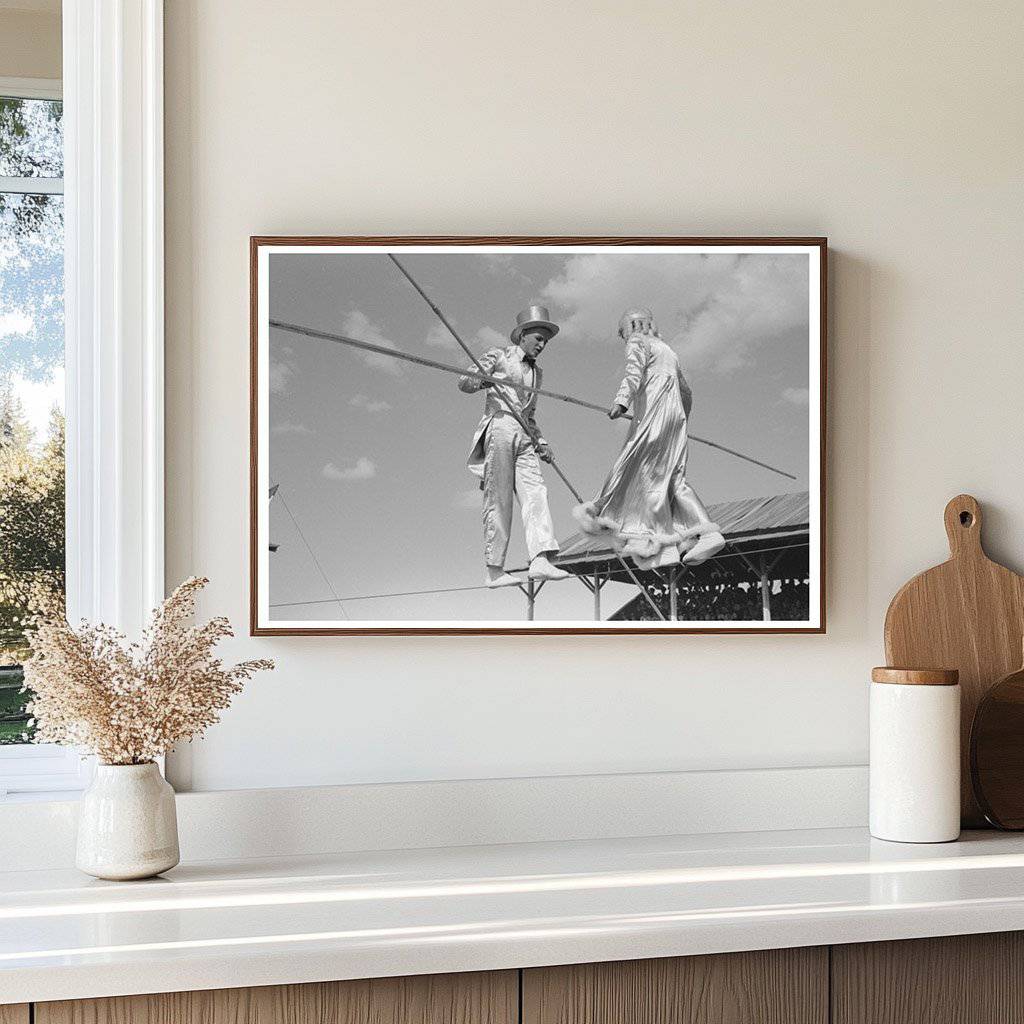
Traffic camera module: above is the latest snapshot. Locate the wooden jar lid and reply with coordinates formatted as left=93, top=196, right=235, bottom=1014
left=871, top=667, right=960, bottom=686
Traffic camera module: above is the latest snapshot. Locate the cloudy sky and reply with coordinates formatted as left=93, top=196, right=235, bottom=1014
left=2, top=99, right=65, bottom=444
left=266, top=249, right=813, bottom=622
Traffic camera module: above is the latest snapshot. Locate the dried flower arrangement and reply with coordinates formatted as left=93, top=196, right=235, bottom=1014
left=23, top=577, right=273, bottom=765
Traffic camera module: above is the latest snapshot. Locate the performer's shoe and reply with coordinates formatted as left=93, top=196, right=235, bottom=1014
left=528, top=554, right=570, bottom=581
left=486, top=567, right=522, bottom=588
left=682, top=530, right=726, bottom=566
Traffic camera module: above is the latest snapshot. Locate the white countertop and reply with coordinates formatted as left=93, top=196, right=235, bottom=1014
left=4, top=826, right=1024, bottom=1004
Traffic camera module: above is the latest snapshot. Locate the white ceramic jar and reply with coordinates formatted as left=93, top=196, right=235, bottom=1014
left=76, top=762, right=180, bottom=880
left=870, top=667, right=960, bottom=843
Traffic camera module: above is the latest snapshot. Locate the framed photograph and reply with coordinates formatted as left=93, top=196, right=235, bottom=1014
left=251, top=237, right=826, bottom=635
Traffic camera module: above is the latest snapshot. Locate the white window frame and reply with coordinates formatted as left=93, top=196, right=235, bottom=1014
left=0, top=1, right=164, bottom=800
left=0, top=76, right=63, bottom=192
left=0, top=77, right=61, bottom=101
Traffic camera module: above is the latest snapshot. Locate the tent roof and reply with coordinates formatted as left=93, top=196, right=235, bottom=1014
left=553, top=490, right=810, bottom=568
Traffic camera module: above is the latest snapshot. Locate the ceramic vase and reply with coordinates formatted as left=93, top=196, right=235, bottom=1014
left=76, top=762, right=180, bottom=880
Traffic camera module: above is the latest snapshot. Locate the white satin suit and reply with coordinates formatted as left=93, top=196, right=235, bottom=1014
left=459, top=345, right=559, bottom=569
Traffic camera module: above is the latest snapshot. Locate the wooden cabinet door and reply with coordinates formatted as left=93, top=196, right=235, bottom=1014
left=833, top=932, right=1024, bottom=1024
left=35, top=970, right=517, bottom=1024
left=523, top=948, right=828, bottom=1024
left=0, top=1007, right=29, bottom=1024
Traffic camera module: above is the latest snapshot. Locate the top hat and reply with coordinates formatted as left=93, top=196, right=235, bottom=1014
left=510, top=305, right=559, bottom=344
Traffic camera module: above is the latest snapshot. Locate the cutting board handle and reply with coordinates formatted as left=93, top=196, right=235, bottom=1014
left=944, top=493, right=983, bottom=559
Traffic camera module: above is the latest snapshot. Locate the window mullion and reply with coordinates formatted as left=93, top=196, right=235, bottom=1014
left=0, top=176, right=64, bottom=195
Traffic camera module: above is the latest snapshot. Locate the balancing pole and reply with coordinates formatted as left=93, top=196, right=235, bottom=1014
left=268, top=318, right=796, bottom=481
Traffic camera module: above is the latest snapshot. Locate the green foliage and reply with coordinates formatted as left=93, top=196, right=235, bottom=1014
left=0, top=665, right=31, bottom=744
left=0, top=390, right=65, bottom=743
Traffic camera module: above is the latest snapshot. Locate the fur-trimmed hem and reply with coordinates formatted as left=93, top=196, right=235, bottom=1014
left=572, top=502, right=721, bottom=562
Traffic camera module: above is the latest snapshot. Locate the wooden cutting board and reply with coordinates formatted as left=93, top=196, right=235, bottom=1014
left=884, top=494, right=1024, bottom=827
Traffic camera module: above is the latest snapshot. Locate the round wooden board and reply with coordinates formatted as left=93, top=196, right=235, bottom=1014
left=971, top=665, right=1024, bottom=829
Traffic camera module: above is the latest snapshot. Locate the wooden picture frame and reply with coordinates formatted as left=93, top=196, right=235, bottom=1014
left=251, top=236, right=826, bottom=635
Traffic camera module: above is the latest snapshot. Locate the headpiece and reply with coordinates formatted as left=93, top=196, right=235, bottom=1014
left=511, top=305, right=559, bottom=344
left=618, top=307, right=657, bottom=339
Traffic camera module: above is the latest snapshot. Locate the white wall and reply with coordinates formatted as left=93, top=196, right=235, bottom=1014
left=0, top=3, right=61, bottom=80
left=163, top=1, right=1024, bottom=792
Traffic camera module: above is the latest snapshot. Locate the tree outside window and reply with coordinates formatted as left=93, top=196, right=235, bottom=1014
left=0, top=93, right=65, bottom=745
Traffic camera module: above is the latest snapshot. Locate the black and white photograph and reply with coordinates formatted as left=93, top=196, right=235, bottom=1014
left=251, top=238, right=825, bottom=634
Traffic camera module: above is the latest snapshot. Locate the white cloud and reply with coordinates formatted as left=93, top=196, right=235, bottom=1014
left=349, top=394, right=393, bottom=414
left=683, top=257, right=810, bottom=372
left=474, top=325, right=507, bottom=351
left=271, top=420, right=312, bottom=436
left=269, top=359, right=294, bottom=394
left=540, top=252, right=809, bottom=374
left=323, top=457, right=376, bottom=481
left=342, top=309, right=403, bottom=375
left=268, top=341, right=297, bottom=394
left=481, top=254, right=532, bottom=284
left=781, top=387, right=810, bottom=406
left=425, top=323, right=455, bottom=349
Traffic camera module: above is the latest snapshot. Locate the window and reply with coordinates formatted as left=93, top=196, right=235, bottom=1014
left=0, top=78, right=85, bottom=799
left=0, top=7, right=166, bottom=799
